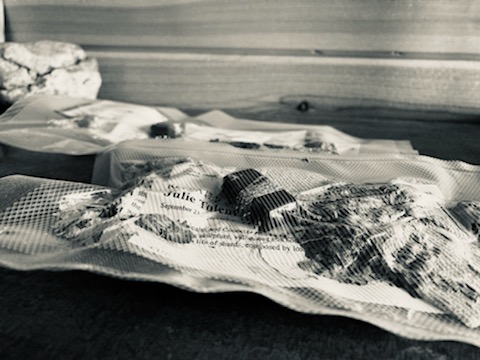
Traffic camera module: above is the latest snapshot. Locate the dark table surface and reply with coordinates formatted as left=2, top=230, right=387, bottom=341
left=0, top=104, right=479, bottom=359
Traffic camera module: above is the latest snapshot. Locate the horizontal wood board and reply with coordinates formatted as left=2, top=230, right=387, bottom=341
left=4, top=0, right=480, bottom=55
left=91, top=49, right=480, bottom=112
left=3, top=0, right=480, bottom=115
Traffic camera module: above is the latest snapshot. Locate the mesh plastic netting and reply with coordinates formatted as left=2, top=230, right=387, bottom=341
left=1, top=140, right=480, bottom=346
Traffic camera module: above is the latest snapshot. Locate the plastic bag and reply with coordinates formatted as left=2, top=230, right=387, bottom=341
left=1, top=140, right=480, bottom=346
left=0, top=95, right=182, bottom=154
left=0, top=94, right=417, bottom=156
left=189, top=110, right=416, bottom=155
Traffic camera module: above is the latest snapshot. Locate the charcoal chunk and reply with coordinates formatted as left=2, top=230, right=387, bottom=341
left=150, top=122, right=177, bottom=138
left=222, top=169, right=265, bottom=203
left=249, top=189, right=296, bottom=221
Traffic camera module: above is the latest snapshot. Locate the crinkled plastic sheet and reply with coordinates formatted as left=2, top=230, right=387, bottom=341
left=0, top=95, right=184, bottom=155
left=0, top=95, right=417, bottom=155
left=1, top=142, right=480, bottom=346
left=189, top=109, right=416, bottom=155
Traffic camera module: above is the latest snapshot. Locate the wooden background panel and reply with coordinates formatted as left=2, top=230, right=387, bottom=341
left=92, top=49, right=480, bottom=112
left=4, top=0, right=480, bottom=115
left=0, top=0, right=4, bottom=43
left=4, top=0, right=480, bottom=56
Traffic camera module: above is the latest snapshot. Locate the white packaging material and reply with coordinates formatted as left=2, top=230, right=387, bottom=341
left=0, top=95, right=180, bottom=154
left=0, top=94, right=416, bottom=155
left=0, top=141, right=479, bottom=346
left=189, top=110, right=416, bottom=155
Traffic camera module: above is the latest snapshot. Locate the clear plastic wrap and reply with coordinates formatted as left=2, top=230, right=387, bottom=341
left=0, top=95, right=417, bottom=156
left=0, top=95, right=183, bottom=154
left=1, top=140, right=480, bottom=345
left=188, top=109, right=417, bottom=155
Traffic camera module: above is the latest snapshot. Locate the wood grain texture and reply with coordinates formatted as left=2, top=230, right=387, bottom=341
left=90, top=48, right=480, bottom=112
left=4, top=0, right=480, bottom=113
left=4, top=0, right=480, bottom=55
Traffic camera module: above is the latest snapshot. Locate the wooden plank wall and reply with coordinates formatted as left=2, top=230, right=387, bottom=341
left=3, top=0, right=480, bottom=115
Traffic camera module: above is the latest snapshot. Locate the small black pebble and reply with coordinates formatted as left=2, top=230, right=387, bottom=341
left=150, top=122, right=175, bottom=138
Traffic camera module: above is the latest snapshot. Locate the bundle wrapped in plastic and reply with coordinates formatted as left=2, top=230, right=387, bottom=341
left=288, top=181, right=480, bottom=327
left=1, top=140, right=480, bottom=346
left=0, top=95, right=416, bottom=155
